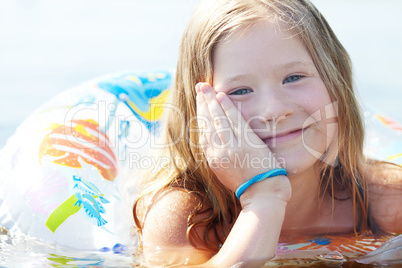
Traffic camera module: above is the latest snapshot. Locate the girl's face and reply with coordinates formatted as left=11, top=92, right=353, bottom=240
left=212, top=22, right=338, bottom=175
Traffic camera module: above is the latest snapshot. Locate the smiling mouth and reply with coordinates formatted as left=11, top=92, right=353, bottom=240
left=263, top=126, right=309, bottom=145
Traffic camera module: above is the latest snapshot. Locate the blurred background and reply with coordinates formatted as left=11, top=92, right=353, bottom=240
left=1, top=0, right=401, bottom=148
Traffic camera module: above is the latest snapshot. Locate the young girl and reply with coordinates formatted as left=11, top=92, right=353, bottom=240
left=133, top=0, right=402, bottom=266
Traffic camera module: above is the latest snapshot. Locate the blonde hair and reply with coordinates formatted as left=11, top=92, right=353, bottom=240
left=134, top=0, right=375, bottom=251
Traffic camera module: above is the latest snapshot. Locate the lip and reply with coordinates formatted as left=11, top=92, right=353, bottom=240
left=262, top=126, right=309, bottom=146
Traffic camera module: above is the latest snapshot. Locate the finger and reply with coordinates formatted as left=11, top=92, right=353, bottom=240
left=201, top=83, right=237, bottom=148
left=198, top=131, right=209, bottom=149
left=216, top=91, right=253, bottom=141
left=217, top=91, right=271, bottom=151
left=217, top=91, right=271, bottom=155
left=196, top=89, right=213, bottom=149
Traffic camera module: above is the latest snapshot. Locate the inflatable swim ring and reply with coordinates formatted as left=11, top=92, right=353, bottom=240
left=0, top=70, right=400, bottom=260
left=0, top=70, right=171, bottom=251
left=267, top=233, right=390, bottom=266
left=364, top=110, right=402, bottom=166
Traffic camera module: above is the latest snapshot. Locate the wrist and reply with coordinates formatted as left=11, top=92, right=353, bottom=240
left=239, top=175, right=292, bottom=207
left=235, top=168, right=288, bottom=199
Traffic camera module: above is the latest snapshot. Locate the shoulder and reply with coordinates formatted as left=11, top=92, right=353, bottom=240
left=138, top=188, right=202, bottom=245
left=135, top=188, right=217, bottom=265
left=365, top=160, right=402, bottom=185
left=364, top=160, right=402, bottom=233
left=136, top=187, right=222, bottom=249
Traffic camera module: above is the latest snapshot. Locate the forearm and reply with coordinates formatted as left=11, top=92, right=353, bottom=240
left=208, top=197, right=287, bottom=267
left=138, top=178, right=290, bottom=267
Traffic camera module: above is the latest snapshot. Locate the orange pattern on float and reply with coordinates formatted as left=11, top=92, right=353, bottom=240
left=287, top=235, right=384, bottom=254
left=39, top=119, right=118, bottom=181
left=376, top=114, right=402, bottom=132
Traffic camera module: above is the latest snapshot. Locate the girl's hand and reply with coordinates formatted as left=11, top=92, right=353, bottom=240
left=138, top=82, right=291, bottom=268
left=196, top=83, right=290, bottom=202
left=355, top=235, right=402, bottom=265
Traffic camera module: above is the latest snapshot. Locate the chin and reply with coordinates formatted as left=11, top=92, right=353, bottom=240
left=268, top=129, right=332, bottom=175
left=272, top=147, right=323, bottom=176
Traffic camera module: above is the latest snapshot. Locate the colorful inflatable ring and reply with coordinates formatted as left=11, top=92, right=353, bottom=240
left=0, top=71, right=171, bottom=251
left=364, top=111, right=402, bottom=166
left=0, top=70, right=400, bottom=257
left=268, top=233, right=389, bottom=266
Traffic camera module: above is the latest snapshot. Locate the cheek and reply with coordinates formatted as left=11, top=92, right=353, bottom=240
left=304, top=99, right=339, bottom=157
left=301, top=84, right=338, bottom=147
left=303, top=84, right=334, bottom=121
left=231, top=100, right=255, bottom=122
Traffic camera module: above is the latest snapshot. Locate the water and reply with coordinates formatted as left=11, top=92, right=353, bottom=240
left=0, top=0, right=401, bottom=266
left=0, top=229, right=138, bottom=267
left=2, top=229, right=399, bottom=267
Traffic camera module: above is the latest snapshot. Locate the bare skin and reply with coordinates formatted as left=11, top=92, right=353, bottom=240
left=366, top=162, right=402, bottom=233
left=137, top=162, right=402, bottom=266
left=138, top=82, right=292, bottom=267
left=136, top=22, right=402, bottom=266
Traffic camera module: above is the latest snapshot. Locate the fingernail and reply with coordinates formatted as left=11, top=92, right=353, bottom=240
left=195, top=83, right=202, bottom=93
left=200, top=83, right=209, bottom=94
left=216, top=92, right=226, bottom=102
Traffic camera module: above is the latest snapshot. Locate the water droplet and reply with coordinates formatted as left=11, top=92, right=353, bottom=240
left=315, top=251, right=347, bottom=262
left=99, top=247, right=111, bottom=252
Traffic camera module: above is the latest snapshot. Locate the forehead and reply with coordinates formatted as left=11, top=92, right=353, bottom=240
left=212, top=22, right=312, bottom=78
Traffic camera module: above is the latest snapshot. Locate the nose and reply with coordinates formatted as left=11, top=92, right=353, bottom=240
left=256, top=89, right=294, bottom=126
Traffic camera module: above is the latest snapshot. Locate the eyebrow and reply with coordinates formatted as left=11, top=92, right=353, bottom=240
left=279, top=61, right=315, bottom=70
left=220, top=61, right=315, bottom=86
left=221, top=74, right=250, bottom=86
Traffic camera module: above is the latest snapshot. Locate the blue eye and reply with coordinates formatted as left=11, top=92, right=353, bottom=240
left=229, top=88, right=252, bottom=95
left=283, top=75, right=304, bottom=84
